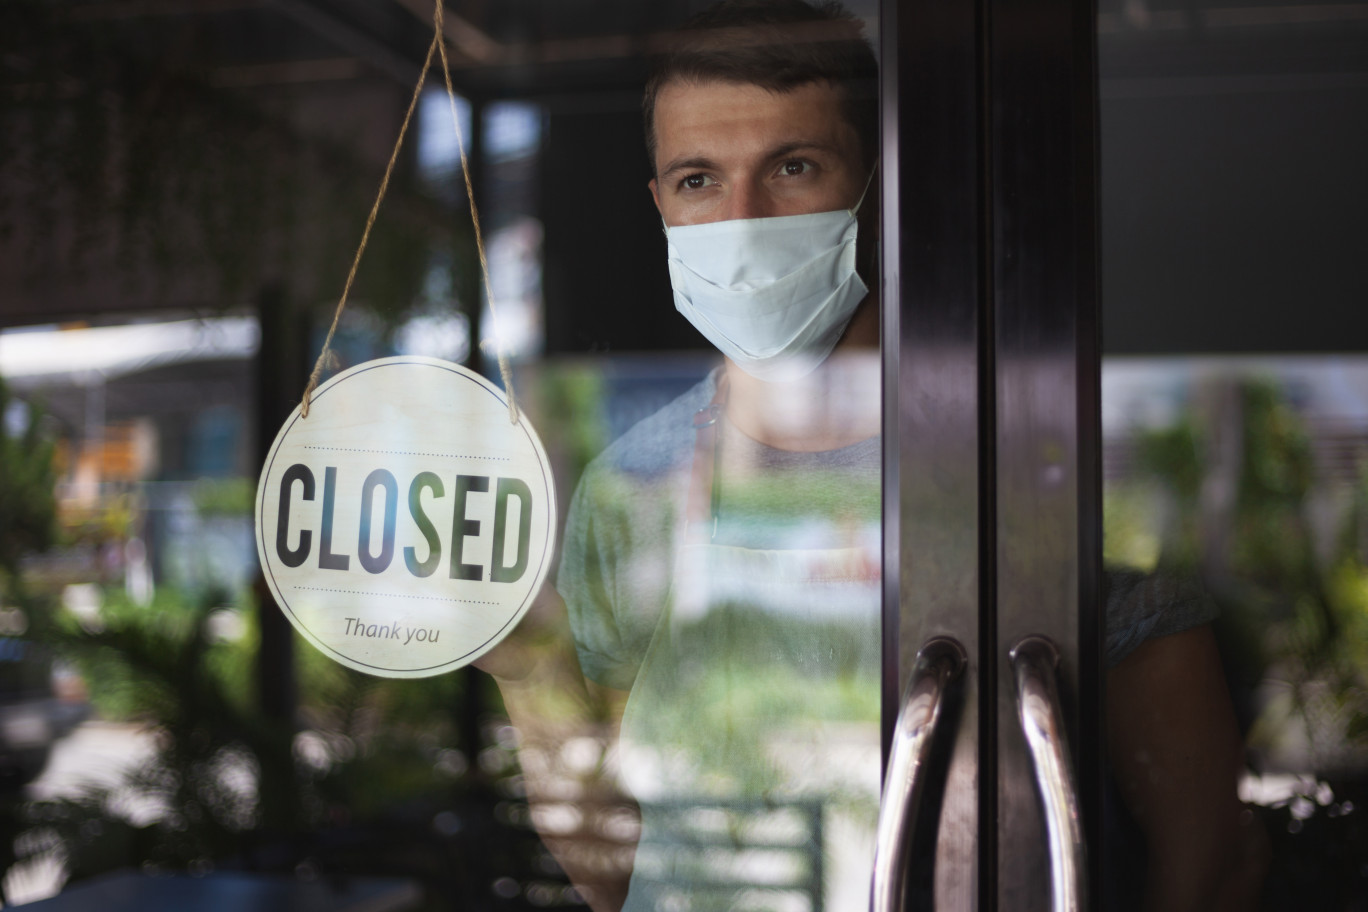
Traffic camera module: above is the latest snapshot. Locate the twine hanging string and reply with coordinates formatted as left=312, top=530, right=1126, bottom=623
left=434, top=1, right=518, bottom=424
left=301, top=0, right=520, bottom=424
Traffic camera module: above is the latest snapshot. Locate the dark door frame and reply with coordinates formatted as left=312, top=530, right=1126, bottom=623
left=880, top=0, right=1103, bottom=906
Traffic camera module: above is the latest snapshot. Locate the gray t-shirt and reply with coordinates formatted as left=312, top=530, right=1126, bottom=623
left=557, top=371, right=1218, bottom=690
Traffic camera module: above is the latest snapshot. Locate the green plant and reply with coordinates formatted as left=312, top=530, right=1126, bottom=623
left=191, top=479, right=256, bottom=518
left=32, top=581, right=502, bottom=890
left=42, top=586, right=274, bottom=866
left=1132, top=378, right=1368, bottom=760
left=0, top=377, right=58, bottom=598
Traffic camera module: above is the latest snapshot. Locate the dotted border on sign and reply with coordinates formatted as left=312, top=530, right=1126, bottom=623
left=294, top=586, right=499, bottom=606
left=302, top=446, right=510, bottom=462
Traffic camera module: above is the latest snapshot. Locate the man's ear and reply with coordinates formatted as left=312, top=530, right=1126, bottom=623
left=648, top=178, right=662, bottom=214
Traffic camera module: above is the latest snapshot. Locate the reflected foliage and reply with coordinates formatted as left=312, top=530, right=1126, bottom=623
left=0, top=377, right=57, bottom=592
left=534, top=365, right=609, bottom=494
left=35, top=586, right=283, bottom=871
left=18, top=582, right=573, bottom=908
left=1109, top=377, right=1368, bottom=908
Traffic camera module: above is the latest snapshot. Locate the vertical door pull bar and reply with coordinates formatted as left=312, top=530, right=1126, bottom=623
left=1010, top=635, right=1088, bottom=912
left=872, top=636, right=967, bottom=912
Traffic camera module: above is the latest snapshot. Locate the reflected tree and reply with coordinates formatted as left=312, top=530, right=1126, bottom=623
left=1118, top=376, right=1368, bottom=909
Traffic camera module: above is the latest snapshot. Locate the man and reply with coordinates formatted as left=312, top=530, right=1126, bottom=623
left=556, top=5, right=884, bottom=909
left=491, top=1, right=1267, bottom=909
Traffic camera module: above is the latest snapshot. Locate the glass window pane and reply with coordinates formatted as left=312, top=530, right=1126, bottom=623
left=0, top=1, right=884, bottom=908
left=1100, top=2, right=1368, bottom=907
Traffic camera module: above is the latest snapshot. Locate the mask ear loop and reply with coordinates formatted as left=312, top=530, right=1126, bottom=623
left=849, top=164, right=878, bottom=217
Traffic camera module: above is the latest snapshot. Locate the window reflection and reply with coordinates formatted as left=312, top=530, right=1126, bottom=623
left=1103, top=355, right=1368, bottom=909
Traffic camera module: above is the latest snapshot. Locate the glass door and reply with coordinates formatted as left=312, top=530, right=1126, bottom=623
left=1094, top=1, right=1368, bottom=910
left=880, top=0, right=1101, bottom=907
left=877, top=0, right=1368, bottom=908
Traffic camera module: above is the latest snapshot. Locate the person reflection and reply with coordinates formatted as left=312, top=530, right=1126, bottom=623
left=481, top=2, right=1267, bottom=910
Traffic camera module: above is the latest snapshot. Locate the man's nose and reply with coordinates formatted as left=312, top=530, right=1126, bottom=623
left=721, top=180, right=772, bottom=221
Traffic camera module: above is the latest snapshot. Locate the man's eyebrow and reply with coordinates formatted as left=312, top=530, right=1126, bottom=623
left=658, top=156, right=719, bottom=179
left=765, top=140, right=842, bottom=160
left=659, top=141, right=844, bottom=180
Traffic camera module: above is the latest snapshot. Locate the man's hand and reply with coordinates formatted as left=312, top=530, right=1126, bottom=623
left=473, top=586, right=636, bottom=912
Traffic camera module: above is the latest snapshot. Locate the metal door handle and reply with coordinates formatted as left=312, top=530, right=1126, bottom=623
left=872, top=636, right=967, bottom=912
left=1010, top=636, right=1087, bottom=912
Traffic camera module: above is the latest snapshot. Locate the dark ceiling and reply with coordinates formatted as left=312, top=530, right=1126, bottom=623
left=58, top=0, right=709, bottom=101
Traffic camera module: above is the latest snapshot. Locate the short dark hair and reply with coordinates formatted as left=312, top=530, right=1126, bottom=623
left=643, top=0, right=878, bottom=174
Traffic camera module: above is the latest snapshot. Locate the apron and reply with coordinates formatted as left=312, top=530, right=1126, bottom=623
left=617, top=384, right=882, bottom=912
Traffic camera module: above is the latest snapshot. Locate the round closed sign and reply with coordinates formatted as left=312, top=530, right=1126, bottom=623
left=254, top=356, right=555, bottom=678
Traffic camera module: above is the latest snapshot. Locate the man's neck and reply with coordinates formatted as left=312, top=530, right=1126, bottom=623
left=722, top=299, right=880, bottom=452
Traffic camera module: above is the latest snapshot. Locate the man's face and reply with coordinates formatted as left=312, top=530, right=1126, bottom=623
left=649, top=78, right=865, bottom=227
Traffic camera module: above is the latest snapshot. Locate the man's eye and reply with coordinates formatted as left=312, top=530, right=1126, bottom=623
left=681, top=173, right=715, bottom=190
left=780, top=160, right=813, bottom=177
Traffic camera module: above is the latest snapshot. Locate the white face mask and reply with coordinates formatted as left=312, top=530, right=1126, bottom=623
left=664, top=186, right=870, bottom=383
